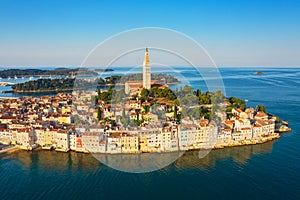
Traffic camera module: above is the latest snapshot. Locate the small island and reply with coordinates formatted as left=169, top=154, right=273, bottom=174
left=254, top=71, right=264, bottom=75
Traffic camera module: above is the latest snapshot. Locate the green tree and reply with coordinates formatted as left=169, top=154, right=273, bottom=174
left=97, top=107, right=102, bottom=121
left=140, top=88, right=149, bottom=98
left=256, top=105, right=266, bottom=112
left=181, top=107, right=187, bottom=117
left=143, top=105, right=150, bottom=113
left=199, top=94, right=211, bottom=104
left=211, top=90, right=225, bottom=104
left=121, top=108, right=129, bottom=125
left=228, top=96, right=246, bottom=111
left=196, top=89, right=201, bottom=97
left=173, top=99, right=180, bottom=106
left=174, top=106, right=181, bottom=122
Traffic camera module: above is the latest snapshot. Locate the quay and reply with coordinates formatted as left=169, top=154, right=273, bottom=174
left=0, top=145, right=19, bottom=155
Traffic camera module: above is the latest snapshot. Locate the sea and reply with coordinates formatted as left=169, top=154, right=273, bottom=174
left=0, top=67, right=299, bottom=199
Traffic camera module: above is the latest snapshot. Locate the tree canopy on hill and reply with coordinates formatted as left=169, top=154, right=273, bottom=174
left=12, top=78, right=75, bottom=91
left=0, top=68, right=102, bottom=78
left=103, top=73, right=180, bottom=84
left=12, top=78, right=104, bottom=92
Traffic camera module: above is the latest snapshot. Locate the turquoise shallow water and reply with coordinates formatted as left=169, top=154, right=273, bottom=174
left=0, top=67, right=300, bottom=199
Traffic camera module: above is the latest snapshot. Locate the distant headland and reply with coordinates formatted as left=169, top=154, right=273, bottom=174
left=0, top=68, right=114, bottom=78
left=8, top=73, right=180, bottom=93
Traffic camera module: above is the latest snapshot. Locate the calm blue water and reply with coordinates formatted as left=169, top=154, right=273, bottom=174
left=0, top=67, right=300, bottom=199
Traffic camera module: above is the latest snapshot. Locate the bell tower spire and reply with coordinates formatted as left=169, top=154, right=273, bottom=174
left=143, top=48, right=151, bottom=90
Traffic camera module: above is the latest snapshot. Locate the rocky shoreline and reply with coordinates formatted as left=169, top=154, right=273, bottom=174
left=4, top=131, right=287, bottom=155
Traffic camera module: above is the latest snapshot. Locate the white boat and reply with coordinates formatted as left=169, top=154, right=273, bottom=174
left=14, top=75, right=17, bottom=79
left=7, top=76, right=11, bottom=80
left=29, top=76, right=33, bottom=80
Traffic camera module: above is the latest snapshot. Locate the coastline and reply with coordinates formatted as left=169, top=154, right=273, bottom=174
left=0, top=145, right=20, bottom=155
left=12, top=88, right=74, bottom=93
left=3, top=132, right=286, bottom=155
left=8, top=81, right=181, bottom=93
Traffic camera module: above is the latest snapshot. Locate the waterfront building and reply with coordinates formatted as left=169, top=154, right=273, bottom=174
left=256, top=119, right=275, bottom=137
left=35, top=127, right=46, bottom=146
left=55, top=129, right=70, bottom=152
left=204, top=122, right=218, bottom=149
left=0, top=127, right=12, bottom=144
left=107, top=133, right=122, bottom=153
left=121, top=133, right=139, bottom=153
left=144, top=132, right=161, bottom=152
left=252, top=123, right=263, bottom=139
left=160, top=125, right=178, bottom=151
left=9, top=129, right=18, bottom=144
left=232, top=131, right=244, bottom=141
left=82, top=132, right=103, bottom=153
left=98, top=140, right=106, bottom=153
left=240, top=127, right=253, bottom=140
left=194, top=120, right=210, bottom=147
left=74, top=134, right=89, bottom=152
left=218, top=127, right=232, bottom=144
left=138, top=134, right=147, bottom=151
left=43, top=128, right=54, bottom=149
left=69, top=130, right=77, bottom=151
left=16, top=128, right=35, bottom=150
left=178, top=124, right=198, bottom=150
left=232, top=127, right=252, bottom=142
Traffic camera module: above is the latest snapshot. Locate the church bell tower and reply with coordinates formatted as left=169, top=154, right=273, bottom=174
left=143, top=48, right=151, bottom=90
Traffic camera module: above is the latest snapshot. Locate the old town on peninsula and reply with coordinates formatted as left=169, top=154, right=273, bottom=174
left=0, top=49, right=291, bottom=154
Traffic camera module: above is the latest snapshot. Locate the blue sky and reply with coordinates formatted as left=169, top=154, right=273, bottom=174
left=0, top=0, right=299, bottom=67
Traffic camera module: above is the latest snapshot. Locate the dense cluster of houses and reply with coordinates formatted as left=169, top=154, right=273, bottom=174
left=0, top=91, right=279, bottom=153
